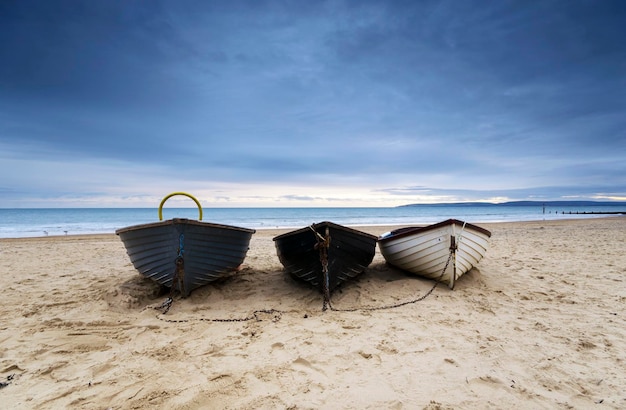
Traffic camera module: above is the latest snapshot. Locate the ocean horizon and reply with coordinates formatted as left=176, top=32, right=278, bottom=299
left=1, top=202, right=625, bottom=238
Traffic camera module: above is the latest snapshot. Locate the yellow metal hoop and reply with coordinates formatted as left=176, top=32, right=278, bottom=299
left=158, top=192, right=203, bottom=221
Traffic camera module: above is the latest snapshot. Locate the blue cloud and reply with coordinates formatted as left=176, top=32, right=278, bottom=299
left=1, top=0, right=625, bottom=206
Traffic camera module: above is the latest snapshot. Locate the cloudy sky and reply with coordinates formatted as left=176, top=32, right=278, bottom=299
left=1, top=0, right=625, bottom=208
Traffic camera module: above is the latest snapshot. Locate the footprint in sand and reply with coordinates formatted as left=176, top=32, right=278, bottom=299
left=292, top=357, right=326, bottom=377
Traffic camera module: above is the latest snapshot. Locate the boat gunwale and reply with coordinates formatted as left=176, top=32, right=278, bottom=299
left=115, top=218, right=256, bottom=235
left=378, top=218, right=491, bottom=243
left=272, top=220, right=378, bottom=241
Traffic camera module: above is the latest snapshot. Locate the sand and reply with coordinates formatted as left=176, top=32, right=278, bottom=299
left=1, top=217, right=625, bottom=409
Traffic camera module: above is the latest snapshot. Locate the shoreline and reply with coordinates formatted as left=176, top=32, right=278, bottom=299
left=2, top=204, right=625, bottom=239
left=1, top=217, right=625, bottom=408
left=1, top=214, right=624, bottom=241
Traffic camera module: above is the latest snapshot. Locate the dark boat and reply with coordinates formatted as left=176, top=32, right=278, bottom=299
left=273, top=221, right=377, bottom=298
left=116, top=192, right=255, bottom=297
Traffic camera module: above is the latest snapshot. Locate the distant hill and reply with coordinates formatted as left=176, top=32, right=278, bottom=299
left=400, top=201, right=626, bottom=207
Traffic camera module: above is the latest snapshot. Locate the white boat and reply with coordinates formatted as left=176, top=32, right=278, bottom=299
left=378, top=219, right=491, bottom=289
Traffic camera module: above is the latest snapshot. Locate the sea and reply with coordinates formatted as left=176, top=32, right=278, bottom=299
left=1, top=203, right=624, bottom=238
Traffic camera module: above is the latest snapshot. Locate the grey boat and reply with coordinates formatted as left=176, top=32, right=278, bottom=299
left=116, top=192, right=255, bottom=297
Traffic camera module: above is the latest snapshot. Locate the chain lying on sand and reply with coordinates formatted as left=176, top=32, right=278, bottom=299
left=151, top=307, right=283, bottom=323
left=325, top=250, right=451, bottom=313
left=148, top=263, right=447, bottom=321
left=145, top=230, right=454, bottom=322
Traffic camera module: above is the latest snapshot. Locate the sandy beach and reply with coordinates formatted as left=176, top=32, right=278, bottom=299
left=1, top=217, right=625, bottom=409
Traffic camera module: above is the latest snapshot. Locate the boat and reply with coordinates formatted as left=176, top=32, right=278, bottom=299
left=273, top=221, right=378, bottom=298
left=378, top=219, right=491, bottom=289
left=116, top=192, right=255, bottom=297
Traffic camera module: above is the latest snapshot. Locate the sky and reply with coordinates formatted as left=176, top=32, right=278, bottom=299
left=1, top=0, right=625, bottom=208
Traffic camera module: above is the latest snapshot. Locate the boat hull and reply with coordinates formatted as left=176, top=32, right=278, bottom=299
left=378, top=219, right=491, bottom=288
left=116, top=218, right=255, bottom=296
left=273, top=221, right=377, bottom=293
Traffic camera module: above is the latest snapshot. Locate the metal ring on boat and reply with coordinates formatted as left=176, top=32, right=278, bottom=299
left=158, top=192, right=203, bottom=221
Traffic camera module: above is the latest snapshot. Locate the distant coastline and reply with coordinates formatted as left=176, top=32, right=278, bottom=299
left=400, top=200, right=626, bottom=207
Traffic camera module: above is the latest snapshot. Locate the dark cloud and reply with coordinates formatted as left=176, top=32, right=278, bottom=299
left=1, top=0, right=625, bottom=205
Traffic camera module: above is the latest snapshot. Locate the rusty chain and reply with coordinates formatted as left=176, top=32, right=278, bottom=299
left=311, top=225, right=332, bottom=311
left=159, top=234, right=187, bottom=314
left=147, top=226, right=456, bottom=322
left=328, top=249, right=453, bottom=312
left=154, top=308, right=283, bottom=323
